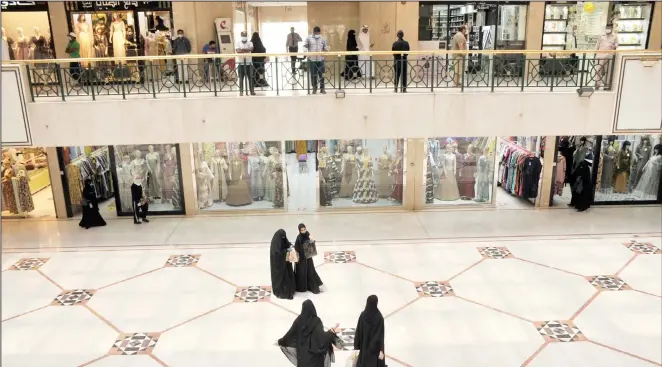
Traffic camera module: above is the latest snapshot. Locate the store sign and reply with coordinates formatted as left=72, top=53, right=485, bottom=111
left=0, top=1, right=49, bottom=11
left=1, top=65, right=33, bottom=147
left=613, top=54, right=662, bottom=132
left=66, top=1, right=170, bottom=11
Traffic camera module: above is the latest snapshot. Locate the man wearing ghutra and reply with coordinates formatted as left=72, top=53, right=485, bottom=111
left=358, top=25, right=374, bottom=79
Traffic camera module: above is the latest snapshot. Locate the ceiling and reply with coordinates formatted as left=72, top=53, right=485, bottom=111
left=248, top=2, right=307, bottom=7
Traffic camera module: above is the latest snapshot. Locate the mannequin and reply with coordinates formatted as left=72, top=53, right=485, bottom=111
left=358, top=25, right=374, bottom=78
left=208, top=150, right=228, bottom=202
left=435, top=146, right=460, bottom=201
left=555, top=152, right=566, bottom=196
left=573, top=137, right=590, bottom=169
left=317, top=147, right=331, bottom=205
left=31, top=27, right=50, bottom=60
left=110, top=13, right=127, bottom=61
left=144, top=29, right=157, bottom=57
left=15, top=27, right=31, bottom=60
left=129, top=150, right=148, bottom=185
left=425, top=143, right=436, bottom=204
left=600, top=139, right=616, bottom=191
left=145, top=145, right=161, bottom=199
left=196, top=161, right=214, bottom=209
left=247, top=148, right=265, bottom=201
left=377, top=145, right=393, bottom=198
left=131, top=175, right=149, bottom=224
left=75, top=15, right=93, bottom=66
left=613, top=141, right=632, bottom=193
left=225, top=148, right=252, bottom=206
left=118, top=155, right=133, bottom=211
left=94, top=22, right=109, bottom=59
left=2, top=27, right=14, bottom=61
left=339, top=146, right=358, bottom=198
left=633, top=144, right=662, bottom=198
left=331, top=150, right=343, bottom=198
left=162, top=145, right=177, bottom=201
left=272, top=149, right=285, bottom=208
left=458, top=144, right=477, bottom=199
left=390, top=149, right=404, bottom=202
left=352, top=148, right=379, bottom=204
left=475, top=147, right=491, bottom=202
left=263, top=147, right=277, bottom=202
left=630, top=137, right=652, bottom=190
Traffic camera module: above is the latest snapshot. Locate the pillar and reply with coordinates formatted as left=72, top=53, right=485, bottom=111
left=525, top=2, right=545, bottom=51
left=178, top=143, right=198, bottom=216
left=395, top=1, right=419, bottom=51
left=307, top=2, right=359, bottom=53
left=537, top=136, right=557, bottom=208
left=47, top=2, right=68, bottom=60
left=45, top=147, right=68, bottom=219
left=405, top=138, right=425, bottom=210
left=649, top=2, right=662, bottom=50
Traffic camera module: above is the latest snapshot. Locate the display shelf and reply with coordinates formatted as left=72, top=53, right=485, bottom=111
left=542, top=44, right=567, bottom=47
left=543, top=31, right=569, bottom=34
left=618, top=43, right=642, bottom=46
left=618, top=18, right=646, bottom=20
left=616, top=31, right=644, bottom=33
left=545, top=18, right=568, bottom=21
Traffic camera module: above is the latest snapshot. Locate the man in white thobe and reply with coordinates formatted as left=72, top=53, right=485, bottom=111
left=358, top=25, right=374, bottom=78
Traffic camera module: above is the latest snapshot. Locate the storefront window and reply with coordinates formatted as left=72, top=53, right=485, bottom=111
left=59, top=146, right=113, bottom=217
left=1, top=2, right=55, bottom=61
left=2, top=147, right=55, bottom=218
left=595, top=135, right=662, bottom=203
left=111, top=144, right=184, bottom=215
left=496, top=4, right=527, bottom=49
left=193, top=142, right=285, bottom=211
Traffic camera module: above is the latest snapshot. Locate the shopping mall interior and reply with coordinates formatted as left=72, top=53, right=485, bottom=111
left=2, top=1, right=662, bottom=366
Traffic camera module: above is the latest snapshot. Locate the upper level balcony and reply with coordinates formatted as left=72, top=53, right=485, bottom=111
left=3, top=50, right=661, bottom=147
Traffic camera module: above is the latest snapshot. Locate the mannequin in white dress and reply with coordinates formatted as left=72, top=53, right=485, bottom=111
left=118, top=155, right=134, bottom=211
left=110, top=14, right=126, bottom=61
left=196, top=161, right=214, bottom=209
left=145, top=145, right=161, bottom=199
left=435, top=146, right=460, bottom=201
left=208, top=150, right=228, bottom=202
left=75, top=15, right=93, bottom=66
left=130, top=150, right=148, bottom=186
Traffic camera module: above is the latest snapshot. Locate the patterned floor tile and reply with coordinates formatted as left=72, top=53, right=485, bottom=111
left=585, top=275, right=631, bottom=291
left=51, top=289, right=96, bottom=306
left=233, top=286, right=272, bottom=303
left=109, top=332, right=160, bottom=355
left=414, top=281, right=455, bottom=297
left=324, top=251, right=357, bottom=264
left=164, top=254, right=200, bottom=267
left=534, top=320, right=587, bottom=343
left=9, top=258, right=50, bottom=270
left=477, top=247, right=513, bottom=259
left=623, top=241, right=662, bottom=255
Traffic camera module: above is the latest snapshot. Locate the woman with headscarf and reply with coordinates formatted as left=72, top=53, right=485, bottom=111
left=343, top=30, right=361, bottom=80
left=270, top=229, right=296, bottom=300
left=278, top=300, right=341, bottom=367
left=78, top=179, right=107, bottom=229
left=294, top=223, right=324, bottom=294
left=569, top=158, right=593, bottom=212
left=354, top=295, right=386, bottom=367
left=251, top=32, right=269, bottom=87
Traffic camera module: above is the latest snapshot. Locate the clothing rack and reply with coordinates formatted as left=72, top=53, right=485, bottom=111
left=66, top=147, right=114, bottom=205
left=498, top=140, right=542, bottom=201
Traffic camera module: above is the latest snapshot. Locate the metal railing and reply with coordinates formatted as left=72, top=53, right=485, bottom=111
left=4, top=49, right=640, bottom=101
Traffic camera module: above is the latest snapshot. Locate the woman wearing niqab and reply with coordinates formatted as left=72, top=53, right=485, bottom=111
left=278, top=300, right=340, bottom=367
left=270, top=229, right=296, bottom=300
left=569, top=158, right=593, bottom=212
left=354, top=295, right=386, bottom=367
left=294, top=223, right=324, bottom=294
left=343, top=30, right=361, bottom=80
left=79, top=179, right=107, bottom=229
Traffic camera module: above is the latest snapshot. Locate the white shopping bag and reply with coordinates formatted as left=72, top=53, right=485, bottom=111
left=345, top=351, right=358, bottom=367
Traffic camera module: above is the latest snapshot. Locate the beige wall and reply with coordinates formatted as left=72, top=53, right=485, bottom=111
left=359, top=2, right=396, bottom=52
left=525, top=1, right=545, bottom=51
left=649, top=2, right=662, bottom=49
left=307, top=2, right=359, bottom=52
left=172, top=1, right=234, bottom=53
left=395, top=1, right=419, bottom=51
left=259, top=6, right=307, bottom=23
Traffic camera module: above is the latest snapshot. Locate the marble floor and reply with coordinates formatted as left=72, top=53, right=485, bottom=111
left=2, top=229, right=661, bottom=367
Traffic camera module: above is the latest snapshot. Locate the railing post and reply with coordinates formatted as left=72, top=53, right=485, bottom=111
left=25, top=64, right=35, bottom=102
left=550, top=54, right=556, bottom=92
left=181, top=60, right=187, bottom=98
left=211, top=60, right=218, bottom=97
left=430, top=55, right=434, bottom=92
left=579, top=53, right=586, bottom=88
left=89, top=64, right=96, bottom=101
left=275, top=57, right=279, bottom=96
left=56, top=64, right=66, bottom=102
left=337, top=55, right=342, bottom=91
left=119, top=63, right=126, bottom=100
left=490, top=55, right=496, bottom=92
left=608, top=54, right=616, bottom=91
left=460, top=54, right=465, bottom=92
left=520, top=55, right=525, bottom=92
left=306, top=58, right=310, bottom=95
left=149, top=61, right=156, bottom=99
left=369, top=55, right=373, bottom=93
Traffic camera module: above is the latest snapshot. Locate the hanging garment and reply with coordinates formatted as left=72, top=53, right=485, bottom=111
left=2, top=179, right=18, bottom=213
left=425, top=155, right=435, bottom=204
left=264, top=157, right=276, bottom=202
left=226, top=158, right=252, bottom=206
left=599, top=149, right=615, bottom=191
left=555, top=155, right=566, bottom=195
left=352, top=159, right=379, bottom=204
left=273, top=162, right=285, bottom=208
left=475, top=155, right=491, bottom=202
left=613, top=148, right=632, bottom=193
left=633, top=155, right=661, bottom=197
left=376, top=154, right=393, bottom=198
left=458, top=153, right=477, bottom=198
left=209, top=157, right=228, bottom=202
left=339, top=156, right=358, bottom=198
left=248, top=155, right=265, bottom=200
left=434, top=153, right=460, bottom=201
left=390, top=156, right=404, bottom=203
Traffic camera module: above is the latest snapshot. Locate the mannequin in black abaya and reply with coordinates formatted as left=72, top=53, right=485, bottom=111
left=270, top=229, right=296, bottom=300
left=79, top=179, right=107, bottom=229
left=569, top=159, right=593, bottom=212
left=294, top=223, right=324, bottom=294
left=354, top=295, right=386, bottom=367
left=278, top=300, right=340, bottom=367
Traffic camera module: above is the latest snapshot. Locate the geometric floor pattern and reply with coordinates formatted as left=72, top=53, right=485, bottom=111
left=2, top=235, right=661, bottom=367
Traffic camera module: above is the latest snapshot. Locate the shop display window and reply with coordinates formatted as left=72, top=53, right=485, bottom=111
left=2, top=147, right=54, bottom=218
left=425, top=137, right=496, bottom=206
left=496, top=4, right=527, bottom=49
left=193, top=142, right=285, bottom=211
left=111, top=144, right=184, bottom=215
left=1, top=8, right=55, bottom=61
left=595, top=135, right=662, bottom=203
left=59, top=146, right=113, bottom=217
left=613, top=3, right=653, bottom=49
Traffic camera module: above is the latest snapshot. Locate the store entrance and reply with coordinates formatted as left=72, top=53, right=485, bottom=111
left=494, top=136, right=544, bottom=209
left=248, top=2, right=308, bottom=68
left=2, top=147, right=56, bottom=219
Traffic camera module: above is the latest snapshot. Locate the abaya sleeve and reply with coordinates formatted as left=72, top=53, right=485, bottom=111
left=354, top=313, right=363, bottom=350
left=278, top=318, right=298, bottom=347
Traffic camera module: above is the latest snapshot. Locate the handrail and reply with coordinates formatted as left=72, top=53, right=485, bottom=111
left=3, top=49, right=661, bottom=65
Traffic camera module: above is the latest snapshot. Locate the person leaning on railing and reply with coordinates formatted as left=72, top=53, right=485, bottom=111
left=65, top=32, right=81, bottom=83
left=392, top=30, right=410, bottom=93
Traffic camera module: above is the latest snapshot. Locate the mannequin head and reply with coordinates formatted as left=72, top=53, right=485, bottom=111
left=356, top=146, right=363, bottom=155
left=347, top=146, right=353, bottom=155
left=446, top=145, right=454, bottom=154
left=78, top=14, right=86, bottom=23
left=641, top=137, right=651, bottom=147
left=653, top=144, right=662, bottom=156
left=148, top=145, right=154, bottom=153
left=214, top=149, right=221, bottom=157
left=122, top=155, right=130, bottom=165
left=164, top=144, right=171, bottom=155
left=171, top=146, right=176, bottom=155
left=579, top=136, right=587, bottom=146
left=134, top=175, right=142, bottom=185
left=622, top=140, right=631, bottom=150
left=466, top=144, right=474, bottom=155
left=133, top=150, right=142, bottom=159
left=113, top=13, right=121, bottom=21
left=250, top=147, right=258, bottom=156
left=16, top=27, right=24, bottom=37
left=233, top=148, right=240, bottom=157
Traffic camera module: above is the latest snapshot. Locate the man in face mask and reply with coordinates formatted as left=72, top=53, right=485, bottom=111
left=595, top=24, right=618, bottom=90
left=286, top=26, right=302, bottom=73
left=235, top=31, right=255, bottom=96
left=303, top=26, right=329, bottom=94
left=172, top=29, right=191, bottom=83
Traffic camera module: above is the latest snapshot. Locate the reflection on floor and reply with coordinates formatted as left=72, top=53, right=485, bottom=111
left=2, top=235, right=660, bottom=367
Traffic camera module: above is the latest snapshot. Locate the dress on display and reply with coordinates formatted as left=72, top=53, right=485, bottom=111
left=613, top=148, right=631, bottom=193
left=458, top=153, right=477, bottom=198
left=339, top=155, right=358, bottom=198
left=94, top=30, right=109, bottom=58
left=352, top=159, right=379, bottom=204
left=2, top=178, right=18, bottom=213
left=111, top=21, right=126, bottom=59
left=555, top=155, right=566, bottom=195
left=264, top=156, right=276, bottom=202
left=31, top=36, right=51, bottom=59
left=318, top=155, right=332, bottom=206
left=208, top=157, right=228, bottom=202
left=145, top=153, right=161, bottom=197
left=196, top=163, right=214, bottom=209
left=630, top=144, right=652, bottom=190
left=162, top=153, right=176, bottom=199
left=435, top=153, right=460, bottom=201
left=390, top=156, right=404, bottom=202
left=377, top=154, right=393, bottom=198
left=15, top=38, right=31, bottom=60
left=248, top=155, right=265, bottom=200
left=599, top=147, right=615, bottom=191
left=273, top=161, right=285, bottom=208
left=633, top=155, right=661, bottom=197
left=330, top=154, right=342, bottom=198
left=118, top=163, right=133, bottom=211
left=475, top=155, right=490, bottom=202
left=226, top=158, right=252, bottom=206
left=76, top=23, right=93, bottom=64
left=425, top=154, right=435, bottom=204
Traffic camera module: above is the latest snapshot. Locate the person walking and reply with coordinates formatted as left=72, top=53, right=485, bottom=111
left=354, top=295, right=386, bottom=367
left=451, top=25, right=467, bottom=87
left=294, top=223, right=323, bottom=294
left=78, top=179, right=106, bottom=229
left=172, top=29, right=192, bottom=83
left=343, top=29, right=361, bottom=80
left=392, top=30, right=410, bottom=93
left=131, top=175, right=149, bottom=224
left=303, top=26, right=329, bottom=94
left=235, top=31, right=255, bottom=96
left=251, top=32, right=269, bottom=88
left=65, top=32, right=81, bottom=82
left=270, top=229, right=296, bottom=300
left=286, top=26, right=302, bottom=74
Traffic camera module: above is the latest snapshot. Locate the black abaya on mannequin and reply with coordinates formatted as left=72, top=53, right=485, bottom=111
left=354, top=295, right=386, bottom=367
left=570, top=159, right=593, bottom=212
left=294, top=223, right=323, bottom=294
left=270, top=229, right=296, bottom=300
left=79, top=179, right=107, bottom=229
left=278, top=300, right=337, bottom=367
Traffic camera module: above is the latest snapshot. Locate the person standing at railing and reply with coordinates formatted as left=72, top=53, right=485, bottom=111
left=285, top=26, right=302, bottom=74
left=172, top=29, right=191, bottom=84
left=594, top=24, right=618, bottom=90
left=251, top=32, right=269, bottom=88
left=392, top=30, right=410, bottom=93
left=358, top=25, right=374, bottom=79
left=303, top=26, right=329, bottom=95
left=236, top=31, right=255, bottom=96
left=202, top=40, right=222, bottom=83
left=65, top=32, right=81, bottom=83
left=451, top=25, right=467, bottom=87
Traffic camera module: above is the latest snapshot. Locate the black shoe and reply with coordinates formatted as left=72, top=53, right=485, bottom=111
left=240, top=92, right=244, bottom=96
left=394, top=88, right=398, bottom=93
left=250, top=92, right=256, bottom=96
left=142, top=218, right=150, bottom=223
left=312, top=89, right=317, bottom=95
left=402, top=89, right=407, bottom=93
left=134, top=221, right=141, bottom=224
left=320, top=89, right=326, bottom=94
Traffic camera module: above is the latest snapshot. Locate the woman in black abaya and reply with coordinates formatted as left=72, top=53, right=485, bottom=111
left=294, top=223, right=323, bottom=294
left=343, top=30, right=361, bottom=80
left=79, top=179, right=107, bottom=229
left=278, top=299, right=340, bottom=367
left=570, top=158, right=593, bottom=212
left=270, top=229, right=296, bottom=300
left=354, top=295, right=386, bottom=367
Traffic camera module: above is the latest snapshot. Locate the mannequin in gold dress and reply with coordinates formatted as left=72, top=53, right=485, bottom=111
left=377, top=145, right=393, bottom=198
left=339, top=146, right=358, bottom=198
left=225, top=148, right=252, bottom=206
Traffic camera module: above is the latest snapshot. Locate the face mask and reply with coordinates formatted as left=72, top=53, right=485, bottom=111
left=134, top=179, right=142, bottom=186
left=606, top=29, right=612, bottom=34
left=177, top=34, right=183, bottom=38
left=314, top=34, right=320, bottom=39
left=241, top=37, right=247, bottom=42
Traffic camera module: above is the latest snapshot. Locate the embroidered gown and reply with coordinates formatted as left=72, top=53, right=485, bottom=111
left=352, top=159, right=379, bottom=204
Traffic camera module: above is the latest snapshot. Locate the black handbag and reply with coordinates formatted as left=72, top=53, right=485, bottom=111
left=303, top=240, right=317, bottom=259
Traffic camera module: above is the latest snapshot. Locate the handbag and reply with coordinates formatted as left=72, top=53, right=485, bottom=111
left=345, top=351, right=358, bottom=367
left=302, top=240, right=317, bottom=259
left=286, top=249, right=299, bottom=263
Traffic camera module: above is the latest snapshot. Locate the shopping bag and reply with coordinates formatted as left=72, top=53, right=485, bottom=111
left=286, top=249, right=299, bottom=263
left=345, top=354, right=358, bottom=367
left=303, top=240, right=317, bottom=259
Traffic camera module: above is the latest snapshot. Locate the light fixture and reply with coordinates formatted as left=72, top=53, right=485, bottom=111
left=335, top=89, right=346, bottom=99
left=576, top=87, right=594, bottom=98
